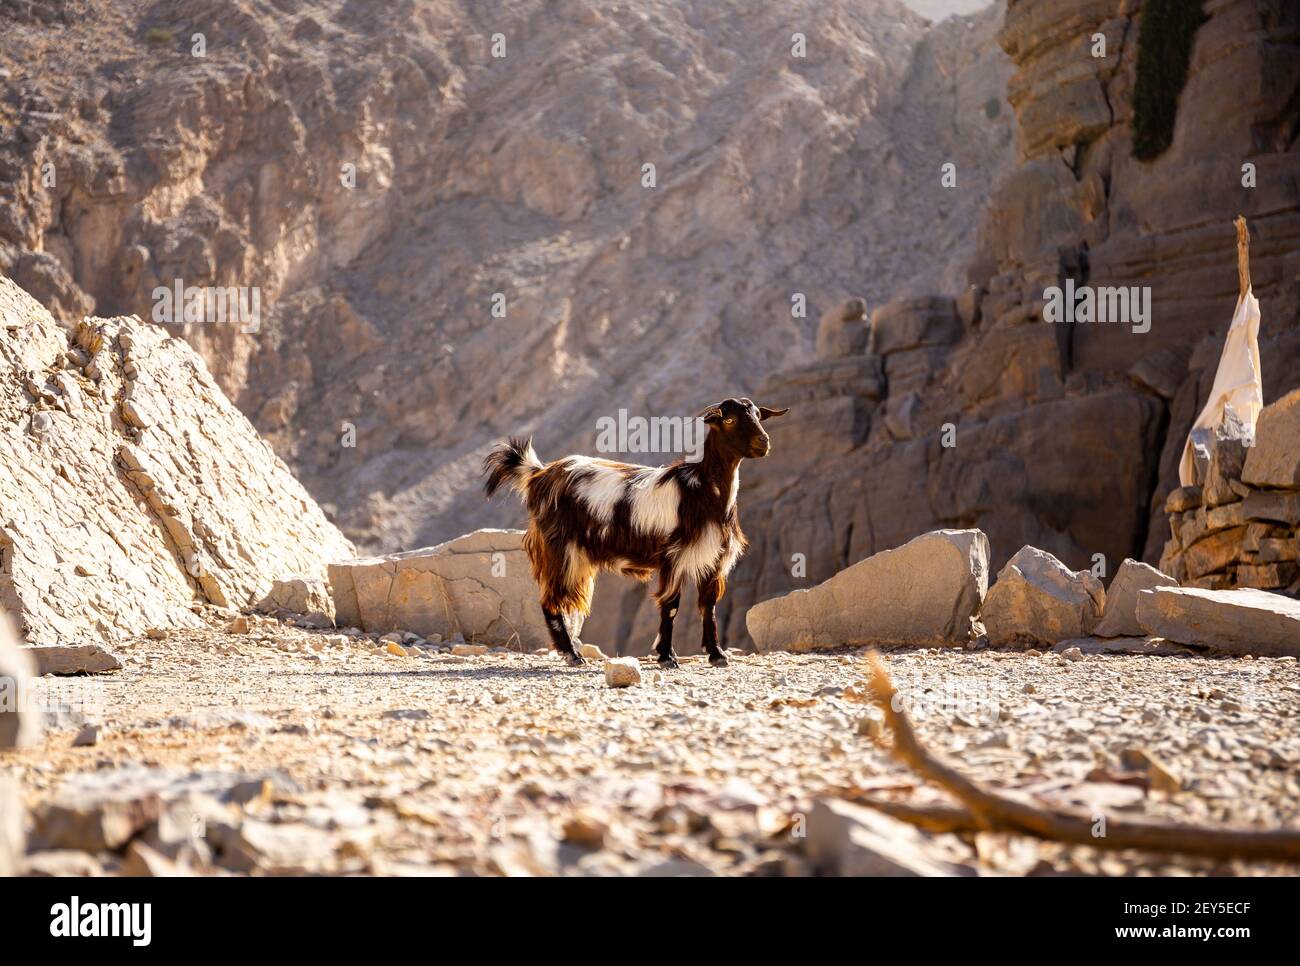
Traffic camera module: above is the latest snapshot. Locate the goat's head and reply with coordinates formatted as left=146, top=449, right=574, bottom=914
left=700, top=397, right=788, bottom=459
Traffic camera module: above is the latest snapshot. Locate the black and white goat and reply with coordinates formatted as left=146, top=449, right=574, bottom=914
left=483, top=398, right=787, bottom=668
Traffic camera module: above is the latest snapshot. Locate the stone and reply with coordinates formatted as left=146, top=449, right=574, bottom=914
left=603, top=657, right=642, bottom=688
left=329, top=529, right=557, bottom=650
left=1060, top=646, right=1083, bottom=662
left=0, top=276, right=354, bottom=646
left=72, top=723, right=102, bottom=747
left=22, top=850, right=104, bottom=877
left=1242, top=490, right=1300, bottom=525
left=1120, top=747, right=1183, bottom=794
left=868, top=296, right=962, bottom=357
left=804, top=798, right=956, bottom=876
left=217, top=819, right=338, bottom=874
left=561, top=808, right=611, bottom=848
left=746, top=530, right=988, bottom=652
left=1202, top=410, right=1251, bottom=508
left=0, top=776, right=22, bottom=876
left=1136, top=587, right=1300, bottom=657
left=0, top=614, right=39, bottom=749
left=122, top=840, right=189, bottom=877
left=1051, top=636, right=1196, bottom=657
left=226, top=615, right=250, bottom=634
left=33, top=786, right=163, bottom=853
left=1258, top=538, right=1298, bottom=563
left=1182, top=527, right=1248, bottom=579
left=1164, top=485, right=1202, bottom=514
left=814, top=297, right=870, bottom=360
left=578, top=642, right=609, bottom=661
left=1242, top=388, right=1300, bottom=488
left=26, top=643, right=122, bottom=676
left=1203, top=501, right=1246, bottom=532
left=451, top=643, right=489, bottom=657
left=1235, top=562, right=1298, bottom=590
left=255, top=576, right=335, bottom=627
left=982, top=545, right=1104, bottom=647
left=1093, top=559, right=1178, bottom=638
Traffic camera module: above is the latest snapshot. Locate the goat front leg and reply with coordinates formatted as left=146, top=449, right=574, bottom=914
left=653, top=589, right=682, bottom=669
left=699, top=571, right=728, bottom=667
left=542, top=607, right=585, bottom=667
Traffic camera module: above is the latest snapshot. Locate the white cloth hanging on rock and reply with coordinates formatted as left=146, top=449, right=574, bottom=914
left=1178, top=219, right=1263, bottom=487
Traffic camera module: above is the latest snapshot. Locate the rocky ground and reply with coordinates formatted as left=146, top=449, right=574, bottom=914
left=7, top=612, right=1298, bottom=876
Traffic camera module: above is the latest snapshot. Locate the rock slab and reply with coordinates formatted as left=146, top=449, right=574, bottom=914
left=329, top=529, right=554, bottom=650
left=746, top=529, right=989, bottom=652
left=1136, top=587, right=1300, bottom=657
left=26, top=643, right=122, bottom=676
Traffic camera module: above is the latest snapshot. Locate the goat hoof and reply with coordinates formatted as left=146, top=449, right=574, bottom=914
left=562, top=652, right=586, bottom=667
left=657, top=656, right=679, bottom=670
left=708, top=653, right=729, bottom=668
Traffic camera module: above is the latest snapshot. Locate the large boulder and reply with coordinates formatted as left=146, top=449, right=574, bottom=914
left=0, top=275, right=354, bottom=645
left=982, top=546, right=1104, bottom=647
left=1093, top=559, right=1178, bottom=639
left=328, top=529, right=554, bottom=649
left=1136, top=586, right=1300, bottom=657
left=745, top=529, right=989, bottom=652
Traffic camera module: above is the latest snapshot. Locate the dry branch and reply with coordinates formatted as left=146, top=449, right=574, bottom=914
left=861, top=652, right=1300, bottom=864
left=1236, top=214, right=1251, bottom=297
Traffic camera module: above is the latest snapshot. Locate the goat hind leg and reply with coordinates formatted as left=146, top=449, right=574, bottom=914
left=542, top=606, right=585, bottom=666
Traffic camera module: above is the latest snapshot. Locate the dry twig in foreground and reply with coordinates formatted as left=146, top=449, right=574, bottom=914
left=861, top=652, right=1300, bottom=864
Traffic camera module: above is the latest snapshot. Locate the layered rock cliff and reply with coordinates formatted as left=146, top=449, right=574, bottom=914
left=715, top=0, right=1300, bottom=650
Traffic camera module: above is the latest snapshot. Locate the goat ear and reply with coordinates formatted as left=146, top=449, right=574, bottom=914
left=700, top=407, right=724, bottom=426
left=758, top=406, right=789, bottom=421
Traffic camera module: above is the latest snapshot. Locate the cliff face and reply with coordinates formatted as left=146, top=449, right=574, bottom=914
left=716, top=0, right=1300, bottom=649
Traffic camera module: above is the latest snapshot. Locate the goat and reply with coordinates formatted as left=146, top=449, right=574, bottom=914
left=483, top=398, right=788, bottom=668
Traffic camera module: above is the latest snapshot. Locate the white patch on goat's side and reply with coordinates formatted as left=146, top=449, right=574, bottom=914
left=629, top=467, right=679, bottom=535
left=573, top=461, right=627, bottom=524
left=724, top=467, right=740, bottom=513
left=671, top=523, right=723, bottom=586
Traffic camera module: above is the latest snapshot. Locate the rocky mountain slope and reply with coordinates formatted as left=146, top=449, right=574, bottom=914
left=0, top=273, right=352, bottom=645
left=1, top=0, right=1013, bottom=648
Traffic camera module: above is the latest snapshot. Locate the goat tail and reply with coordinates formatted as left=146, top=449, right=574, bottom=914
left=482, top=436, right=544, bottom=499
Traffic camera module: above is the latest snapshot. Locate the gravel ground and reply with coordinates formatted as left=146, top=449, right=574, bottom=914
left=8, top=612, right=1300, bottom=876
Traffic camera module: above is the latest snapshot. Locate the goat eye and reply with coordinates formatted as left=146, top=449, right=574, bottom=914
left=723, top=417, right=736, bottom=427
